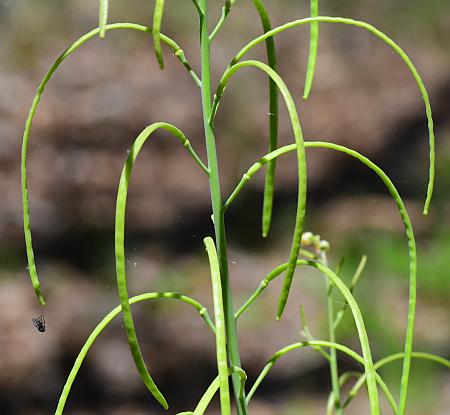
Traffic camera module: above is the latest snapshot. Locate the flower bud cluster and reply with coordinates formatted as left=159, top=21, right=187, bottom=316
left=301, top=231, right=330, bottom=253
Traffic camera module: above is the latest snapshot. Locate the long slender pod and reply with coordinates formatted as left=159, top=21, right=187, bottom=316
left=115, top=123, right=208, bottom=410
left=308, top=261, right=379, bottom=413
left=210, top=0, right=280, bottom=237
left=246, top=336, right=380, bottom=415
left=344, top=352, right=450, bottom=409
left=56, top=292, right=215, bottom=415
left=98, top=0, right=109, bottom=38
left=153, top=0, right=166, bottom=69
left=21, top=23, right=202, bottom=305
left=212, top=60, right=307, bottom=320
left=305, top=142, right=416, bottom=415
left=203, top=237, right=231, bottom=415
left=228, top=141, right=417, bottom=414
left=246, top=345, right=394, bottom=413
left=232, top=16, right=435, bottom=215
left=250, top=0, right=279, bottom=239
left=177, top=367, right=245, bottom=415
left=303, top=0, right=319, bottom=99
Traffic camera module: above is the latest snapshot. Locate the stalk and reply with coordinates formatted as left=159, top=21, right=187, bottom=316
left=198, top=1, right=247, bottom=414
left=321, top=252, right=342, bottom=414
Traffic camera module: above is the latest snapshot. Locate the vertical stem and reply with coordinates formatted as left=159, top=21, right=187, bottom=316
left=321, top=252, right=342, bottom=414
left=198, top=1, right=247, bottom=414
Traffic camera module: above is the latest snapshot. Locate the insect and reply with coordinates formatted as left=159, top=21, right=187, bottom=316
left=32, top=314, right=46, bottom=332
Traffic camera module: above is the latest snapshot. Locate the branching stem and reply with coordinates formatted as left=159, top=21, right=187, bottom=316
left=198, top=2, right=247, bottom=413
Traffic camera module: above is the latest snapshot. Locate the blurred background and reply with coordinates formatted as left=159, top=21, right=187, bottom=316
left=0, top=0, right=449, bottom=414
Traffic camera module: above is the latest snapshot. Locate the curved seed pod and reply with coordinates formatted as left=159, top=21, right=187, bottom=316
left=212, top=59, right=307, bottom=321
left=209, top=0, right=280, bottom=239
left=250, top=0, right=279, bottom=239
left=305, top=142, right=416, bottom=415
left=115, top=123, right=207, bottom=410
left=232, top=16, right=435, bottom=216
left=228, top=141, right=417, bottom=415
left=246, top=341, right=393, bottom=413
left=303, top=0, right=319, bottom=99
left=246, top=337, right=381, bottom=415
left=203, top=237, right=231, bottom=415
left=310, top=262, right=380, bottom=414
left=244, top=262, right=383, bottom=414
left=56, top=292, right=215, bottom=415
left=246, top=344, right=395, bottom=413
left=153, top=0, right=166, bottom=69
left=21, top=23, right=202, bottom=306
left=344, top=352, right=450, bottom=409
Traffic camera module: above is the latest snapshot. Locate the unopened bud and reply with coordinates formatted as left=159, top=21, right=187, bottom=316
left=312, top=234, right=321, bottom=247
left=301, top=232, right=315, bottom=246
left=319, top=240, right=330, bottom=252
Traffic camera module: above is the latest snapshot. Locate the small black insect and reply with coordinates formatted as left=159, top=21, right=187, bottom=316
left=32, top=314, right=46, bottom=332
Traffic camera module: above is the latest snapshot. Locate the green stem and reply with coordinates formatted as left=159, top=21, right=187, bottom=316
left=55, top=292, right=215, bottom=415
left=327, top=372, right=361, bottom=415
left=115, top=123, right=208, bottom=410
left=212, top=59, right=307, bottom=321
left=344, top=352, right=450, bottom=409
left=198, top=2, right=247, bottom=414
left=189, top=366, right=246, bottom=415
left=209, top=0, right=231, bottom=41
left=299, top=304, right=331, bottom=362
left=246, top=339, right=382, bottom=414
left=333, top=255, right=367, bottom=330
left=304, top=143, right=416, bottom=415
left=321, top=253, right=342, bottom=414
left=22, top=23, right=201, bottom=305
left=235, top=249, right=314, bottom=320
left=232, top=16, right=435, bottom=216
left=204, top=237, right=231, bottom=415
left=98, top=0, right=109, bottom=38
left=227, top=140, right=417, bottom=415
